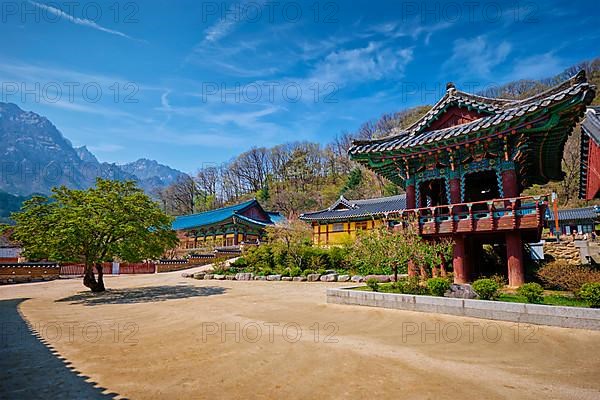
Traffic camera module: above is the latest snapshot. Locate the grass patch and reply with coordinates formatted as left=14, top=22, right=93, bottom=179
left=498, top=293, right=589, bottom=307
left=353, top=285, right=591, bottom=307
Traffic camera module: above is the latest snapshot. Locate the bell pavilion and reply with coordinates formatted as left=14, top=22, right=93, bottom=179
left=349, top=71, right=596, bottom=287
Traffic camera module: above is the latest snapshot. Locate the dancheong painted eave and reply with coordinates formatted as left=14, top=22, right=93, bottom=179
left=349, top=70, right=596, bottom=189
left=299, top=194, right=406, bottom=222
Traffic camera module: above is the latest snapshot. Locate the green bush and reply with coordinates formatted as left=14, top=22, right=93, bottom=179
left=259, top=267, right=274, bottom=276
left=302, top=269, right=316, bottom=277
left=472, top=278, right=500, bottom=300
left=316, top=268, right=326, bottom=275
left=537, top=261, right=600, bottom=291
left=289, top=266, right=302, bottom=277
left=366, top=278, right=380, bottom=292
left=517, top=282, right=544, bottom=304
left=579, top=282, right=600, bottom=308
left=394, top=277, right=428, bottom=295
left=427, top=277, right=451, bottom=297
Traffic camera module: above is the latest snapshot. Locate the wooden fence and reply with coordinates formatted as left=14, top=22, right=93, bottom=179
left=60, top=262, right=156, bottom=276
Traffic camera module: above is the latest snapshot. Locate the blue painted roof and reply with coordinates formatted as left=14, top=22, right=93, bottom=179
left=172, top=200, right=285, bottom=230
left=172, top=200, right=256, bottom=230
left=546, top=206, right=600, bottom=222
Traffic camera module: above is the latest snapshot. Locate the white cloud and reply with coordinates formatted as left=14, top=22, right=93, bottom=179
left=508, top=52, right=565, bottom=80
left=27, top=1, right=144, bottom=42
left=443, top=36, right=512, bottom=79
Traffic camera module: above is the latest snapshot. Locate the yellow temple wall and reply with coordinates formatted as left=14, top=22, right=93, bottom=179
left=311, top=219, right=383, bottom=245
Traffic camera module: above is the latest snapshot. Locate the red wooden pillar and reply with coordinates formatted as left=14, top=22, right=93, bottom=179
left=449, top=177, right=461, bottom=204
left=406, top=183, right=416, bottom=209
left=501, top=169, right=519, bottom=198
left=453, top=235, right=470, bottom=283
left=506, top=231, right=525, bottom=287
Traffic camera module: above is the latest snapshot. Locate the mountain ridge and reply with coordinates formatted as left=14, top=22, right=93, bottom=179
left=0, top=102, right=188, bottom=197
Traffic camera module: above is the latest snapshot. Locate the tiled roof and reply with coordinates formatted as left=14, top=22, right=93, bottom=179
left=349, top=71, right=594, bottom=155
left=546, top=206, right=599, bottom=222
left=299, top=195, right=407, bottom=221
left=582, top=106, right=600, bottom=145
left=172, top=200, right=282, bottom=230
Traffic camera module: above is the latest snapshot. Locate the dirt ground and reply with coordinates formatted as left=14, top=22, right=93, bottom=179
left=1, top=268, right=599, bottom=400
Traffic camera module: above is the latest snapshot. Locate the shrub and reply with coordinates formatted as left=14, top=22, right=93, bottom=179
left=427, top=277, right=451, bottom=297
left=316, top=268, right=326, bottom=275
left=260, top=267, right=274, bottom=276
left=211, top=258, right=228, bottom=274
left=229, top=257, right=248, bottom=270
left=302, top=269, right=316, bottom=277
left=517, top=282, right=544, bottom=304
left=579, top=283, right=600, bottom=308
left=289, top=266, right=302, bottom=277
left=366, top=278, right=380, bottom=292
left=472, top=278, right=500, bottom=300
left=394, top=277, right=428, bottom=295
left=537, top=261, right=600, bottom=292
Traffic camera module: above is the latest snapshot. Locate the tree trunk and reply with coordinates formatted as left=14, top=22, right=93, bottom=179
left=82, top=262, right=106, bottom=292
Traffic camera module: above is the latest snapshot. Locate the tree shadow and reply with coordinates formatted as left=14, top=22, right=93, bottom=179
left=0, top=298, right=121, bottom=399
left=56, top=285, right=227, bottom=306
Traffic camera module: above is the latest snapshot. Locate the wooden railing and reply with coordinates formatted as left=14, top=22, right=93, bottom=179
left=396, top=194, right=549, bottom=236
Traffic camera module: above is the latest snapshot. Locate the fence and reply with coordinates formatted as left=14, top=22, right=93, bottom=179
left=60, top=262, right=155, bottom=276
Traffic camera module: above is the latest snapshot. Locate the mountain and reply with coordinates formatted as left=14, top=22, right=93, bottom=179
left=119, top=158, right=187, bottom=193
left=0, top=102, right=187, bottom=197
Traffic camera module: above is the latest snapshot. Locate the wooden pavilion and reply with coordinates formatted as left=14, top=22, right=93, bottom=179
left=580, top=106, right=600, bottom=200
left=349, top=71, right=596, bottom=286
left=172, top=199, right=284, bottom=252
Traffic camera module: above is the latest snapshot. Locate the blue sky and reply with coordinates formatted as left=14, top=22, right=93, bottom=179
left=1, top=0, right=599, bottom=173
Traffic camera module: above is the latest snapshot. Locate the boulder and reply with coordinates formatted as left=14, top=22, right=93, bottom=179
left=204, top=274, right=214, bottom=280
left=192, top=272, right=205, bottom=280
left=281, top=276, right=293, bottom=281
left=235, top=272, right=254, bottom=281
left=307, top=274, right=321, bottom=282
left=338, top=274, right=350, bottom=282
left=225, top=275, right=236, bottom=280
left=267, top=274, right=282, bottom=281
left=254, top=276, right=267, bottom=281
left=445, top=284, right=478, bottom=299
left=351, top=275, right=364, bottom=283
left=320, top=274, right=338, bottom=282
left=214, top=274, right=226, bottom=280
left=365, top=274, right=390, bottom=283
left=181, top=272, right=193, bottom=278
left=293, top=276, right=307, bottom=282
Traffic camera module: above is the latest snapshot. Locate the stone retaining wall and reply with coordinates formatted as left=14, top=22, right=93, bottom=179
left=327, top=287, right=600, bottom=331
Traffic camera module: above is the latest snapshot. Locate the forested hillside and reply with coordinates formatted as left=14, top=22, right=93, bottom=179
left=158, top=58, right=600, bottom=217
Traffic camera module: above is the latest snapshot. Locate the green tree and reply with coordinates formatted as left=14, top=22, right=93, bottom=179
left=12, top=179, right=178, bottom=292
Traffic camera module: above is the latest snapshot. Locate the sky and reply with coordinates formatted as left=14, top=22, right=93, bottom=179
left=1, top=0, right=599, bottom=173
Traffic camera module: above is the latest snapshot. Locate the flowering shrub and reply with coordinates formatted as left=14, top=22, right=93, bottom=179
left=537, top=261, right=600, bottom=291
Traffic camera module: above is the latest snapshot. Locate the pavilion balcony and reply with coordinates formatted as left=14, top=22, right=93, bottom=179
left=399, top=195, right=549, bottom=236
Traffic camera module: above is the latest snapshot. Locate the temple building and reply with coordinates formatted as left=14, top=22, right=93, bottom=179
left=299, top=195, right=406, bottom=245
left=348, top=71, right=595, bottom=286
left=546, top=206, right=599, bottom=236
left=172, top=199, right=284, bottom=252
left=579, top=106, right=600, bottom=200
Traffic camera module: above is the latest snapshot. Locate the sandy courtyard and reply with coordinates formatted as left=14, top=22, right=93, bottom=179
left=1, top=269, right=600, bottom=399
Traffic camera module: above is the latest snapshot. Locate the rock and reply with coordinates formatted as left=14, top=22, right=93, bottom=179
left=338, top=274, right=350, bottom=282
left=351, top=275, right=364, bottom=283
left=214, top=274, right=226, bottom=280
left=254, top=276, right=267, bottom=280
left=204, top=274, right=214, bottom=280
left=235, top=272, right=254, bottom=281
left=293, top=276, right=307, bottom=282
left=181, top=272, right=193, bottom=278
left=320, top=274, right=338, bottom=282
left=225, top=275, right=236, bottom=280
left=192, top=272, right=205, bottom=280
left=281, top=276, right=293, bottom=281
left=307, top=273, right=321, bottom=282
left=324, top=269, right=337, bottom=275
left=445, top=284, right=478, bottom=299
left=365, top=274, right=390, bottom=283
left=267, top=274, right=282, bottom=281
